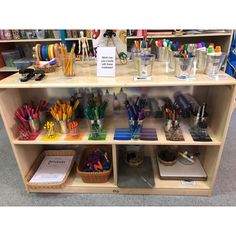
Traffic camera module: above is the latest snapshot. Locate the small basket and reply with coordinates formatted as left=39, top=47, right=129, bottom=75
left=34, top=64, right=57, bottom=73
left=25, top=149, right=76, bottom=190
left=76, top=145, right=112, bottom=183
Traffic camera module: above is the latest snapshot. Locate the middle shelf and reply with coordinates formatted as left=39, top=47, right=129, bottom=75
left=13, top=116, right=221, bottom=145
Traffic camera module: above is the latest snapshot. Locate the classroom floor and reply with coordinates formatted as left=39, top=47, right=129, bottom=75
left=1, top=113, right=236, bottom=206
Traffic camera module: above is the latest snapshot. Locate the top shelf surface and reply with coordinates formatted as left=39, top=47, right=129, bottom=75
left=0, top=61, right=235, bottom=88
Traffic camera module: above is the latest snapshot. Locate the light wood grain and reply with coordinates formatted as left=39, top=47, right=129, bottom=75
left=0, top=62, right=235, bottom=89
left=28, top=145, right=210, bottom=195
left=0, top=38, right=61, bottom=43
left=13, top=116, right=221, bottom=146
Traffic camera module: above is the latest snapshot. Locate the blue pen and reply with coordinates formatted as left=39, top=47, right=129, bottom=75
left=176, top=42, right=180, bottom=51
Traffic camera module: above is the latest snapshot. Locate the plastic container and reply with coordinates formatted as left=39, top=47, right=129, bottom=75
left=157, top=47, right=168, bottom=62
left=1, top=50, right=21, bottom=67
left=204, top=53, right=226, bottom=78
left=62, top=55, right=76, bottom=77
left=53, top=30, right=61, bottom=39
left=134, top=54, right=155, bottom=77
left=129, top=119, right=143, bottom=140
left=59, top=120, right=69, bottom=134
left=196, top=50, right=207, bottom=72
left=175, top=57, right=196, bottom=79
left=13, top=58, right=34, bottom=69
left=36, top=30, right=45, bottom=39
left=167, top=50, right=176, bottom=72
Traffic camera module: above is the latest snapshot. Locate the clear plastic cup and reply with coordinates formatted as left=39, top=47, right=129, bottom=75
left=59, top=120, right=68, bottom=134
left=62, top=55, right=76, bottom=77
left=134, top=54, right=155, bottom=77
left=196, top=50, right=207, bottom=72
left=175, top=57, right=196, bottom=79
left=157, top=47, right=168, bottom=62
left=204, top=53, right=226, bottom=78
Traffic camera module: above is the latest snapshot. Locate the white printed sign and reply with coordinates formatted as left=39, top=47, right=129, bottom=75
left=97, top=47, right=116, bottom=77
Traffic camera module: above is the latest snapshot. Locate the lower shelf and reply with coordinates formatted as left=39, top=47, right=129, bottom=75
left=27, top=156, right=211, bottom=196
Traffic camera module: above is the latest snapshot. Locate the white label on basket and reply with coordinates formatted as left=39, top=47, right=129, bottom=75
left=181, top=180, right=196, bottom=186
left=29, top=155, right=73, bottom=184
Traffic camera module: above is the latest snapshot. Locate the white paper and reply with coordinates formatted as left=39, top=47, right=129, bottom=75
left=134, top=76, right=152, bottom=81
left=29, top=155, right=73, bottom=183
left=96, top=47, right=116, bottom=77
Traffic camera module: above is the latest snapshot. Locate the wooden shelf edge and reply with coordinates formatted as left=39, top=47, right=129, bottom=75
left=0, top=66, right=18, bottom=72
left=27, top=170, right=210, bottom=195
left=65, top=38, right=92, bottom=41
left=0, top=38, right=61, bottom=43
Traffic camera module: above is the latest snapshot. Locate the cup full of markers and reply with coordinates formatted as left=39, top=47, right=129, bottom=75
left=173, top=44, right=196, bottom=79
left=155, top=39, right=169, bottom=62
left=50, top=98, right=79, bottom=134
left=133, top=39, right=155, bottom=77
left=84, top=98, right=107, bottom=139
left=15, top=102, right=41, bottom=135
left=124, top=97, right=147, bottom=140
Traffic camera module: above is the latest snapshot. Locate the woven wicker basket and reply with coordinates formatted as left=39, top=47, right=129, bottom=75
left=34, top=64, right=57, bottom=73
left=76, top=146, right=112, bottom=183
left=25, top=149, right=76, bottom=190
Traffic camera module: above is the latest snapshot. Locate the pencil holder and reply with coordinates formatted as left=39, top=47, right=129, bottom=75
left=135, top=54, right=155, bottom=77
left=88, top=119, right=104, bottom=139
left=59, top=120, right=68, bottom=134
left=204, top=53, right=226, bottom=78
left=164, top=119, right=179, bottom=132
left=167, top=50, right=176, bottom=72
left=62, top=55, right=76, bottom=77
left=175, top=57, right=196, bottom=79
left=191, top=114, right=208, bottom=128
left=157, top=47, right=168, bottom=62
left=129, top=119, right=143, bottom=140
left=133, top=52, right=141, bottom=70
left=124, top=145, right=144, bottom=167
left=141, top=48, right=151, bottom=55
left=196, top=50, right=207, bottom=72
left=29, top=118, right=40, bottom=134
left=69, top=121, right=79, bottom=137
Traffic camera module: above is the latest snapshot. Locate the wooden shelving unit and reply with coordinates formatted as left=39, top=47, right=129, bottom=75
left=126, top=32, right=232, bottom=39
left=0, top=61, right=235, bottom=196
left=0, top=38, right=61, bottom=43
left=0, top=66, right=18, bottom=72
left=65, top=38, right=92, bottom=41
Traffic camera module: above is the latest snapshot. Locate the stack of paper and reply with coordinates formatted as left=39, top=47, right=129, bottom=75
left=30, top=155, right=74, bottom=183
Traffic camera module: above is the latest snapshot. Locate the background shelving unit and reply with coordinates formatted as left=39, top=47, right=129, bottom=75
left=0, top=36, right=62, bottom=80
left=0, top=62, right=235, bottom=196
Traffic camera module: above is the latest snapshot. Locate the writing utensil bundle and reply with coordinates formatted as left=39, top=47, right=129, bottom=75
left=124, top=97, right=147, bottom=122
left=15, top=102, right=39, bottom=124
left=162, top=98, right=180, bottom=121
left=134, top=39, right=152, bottom=49
left=50, top=98, right=79, bottom=122
left=84, top=98, right=107, bottom=122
